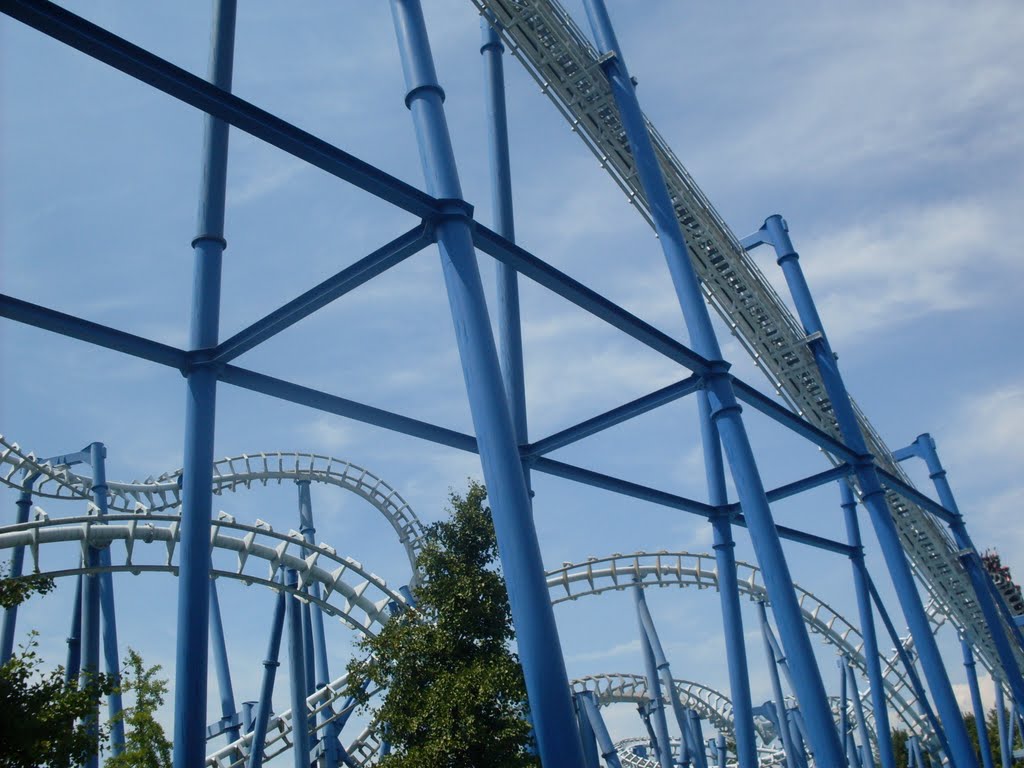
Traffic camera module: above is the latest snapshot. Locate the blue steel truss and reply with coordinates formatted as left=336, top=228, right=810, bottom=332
left=1, top=1, right=1022, bottom=767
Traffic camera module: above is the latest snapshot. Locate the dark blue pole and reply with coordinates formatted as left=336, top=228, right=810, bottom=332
left=577, top=5, right=843, bottom=762
left=286, top=570, right=311, bottom=768
left=995, top=685, right=1011, bottom=768
left=633, top=582, right=673, bottom=768
left=247, top=584, right=287, bottom=768
left=0, top=476, right=36, bottom=664
left=841, top=479, right=897, bottom=768
left=701, top=391, right=759, bottom=768
left=962, top=638, right=996, bottom=768
left=748, top=214, right=978, bottom=768
left=388, top=3, right=584, bottom=765
left=209, top=579, right=240, bottom=745
left=716, top=734, right=727, bottom=768
left=838, top=658, right=850, bottom=761
left=844, top=659, right=873, bottom=768
left=480, top=17, right=530, bottom=491
left=900, top=433, right=1024, bottom=703
left=172, top=1, right=236, bottom=765
left=578, top=692, right=625, bottom=768
left=756, top=601, right=797, bottom=768
left=65, top=574, right=83, bottom=684
left=575, top=694, right=601, bottom=768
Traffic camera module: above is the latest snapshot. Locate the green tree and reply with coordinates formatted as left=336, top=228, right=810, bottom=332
left=105, top=649, right=172, bottom=768
left=345, top=482, right=539, bottom=768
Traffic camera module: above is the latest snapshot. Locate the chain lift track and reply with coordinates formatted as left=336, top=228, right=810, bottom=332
left=469, top=0, right=1019, bottom=686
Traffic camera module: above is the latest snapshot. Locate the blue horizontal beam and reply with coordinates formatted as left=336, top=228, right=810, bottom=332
left=875, top=468, right=958, bottom=526
left=473, top=225, right=712, bottom=374
left=525, top=374, right=703, bottom=458
left=218, top=365, right=479, bottom=453
left=210, top=224, right=433, bottom=364
left=723, top=463, right=852, bottom=514
left=1, top=0, right=440, bottom=220
left=739, top=518, right=855, bottom=556
left=530, top=456, right=715, bottom=516
left=731, top=379, right=857, bottom=460
left=0, top=293, right=187, bottom=370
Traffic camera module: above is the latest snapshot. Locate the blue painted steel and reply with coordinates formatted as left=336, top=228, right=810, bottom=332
left=296, top=480, right=339, bottom=765
left=756, top=602, right=797, bottom=768
left=995, top=684, right=1011, bottom=768
left=247, top=582, right=287, bottom=768
left=633, top=582, right=673, bottom=768
left=838, top=661, right=852, bottom=767
left=723, top=464, right=851, bottom=513
left=840, top=479, right=896, bottom=768
left=900, top=433, right=1024, bottom=702
left=525, top=374, right=703, bottom=458
left=0, top=1, right=439, bottom=221
left=65, top=574, right=83, bottom=683
left=751, top=213, right=978, bottom=768
left=285, top=570, right=312, bottom=768
left=172, top=1, right=235, bottom=765
left=962, top=638, right=996, bottom=768
left=209, top=579, right=241, bottom=745
left=0, top=476, right=36, bottom=664
left=389, top=2, right=584, bottom=764
left=578, top=8, right=844, bottom=762
left=80, top=511, right=101, bottom=768
left=716, top=734, right=727, bottom=768
left=211, top=225, right=432, bottom=364
left=787, top=711, right=810, bottom=768
left=575, top=694, right=601, bottom=768
left=689, top=709, right=709, bottom=768
left=481, top=17, right=530, bottom=496
left=577, top=692, right=624, bottom=768
left=844, top=659, right=873, bottom=768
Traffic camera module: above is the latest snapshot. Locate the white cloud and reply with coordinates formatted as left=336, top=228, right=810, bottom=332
left=297, top=416, right=353, bottom=453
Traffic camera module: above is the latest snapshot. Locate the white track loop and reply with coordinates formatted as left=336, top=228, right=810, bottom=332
left=614, top=736, right=786, bottom=768
left=547, top=552, right=932, bottom=748
left=0, top=439, right=426, bottom=572
left=0, top=509, right=406, bottom=634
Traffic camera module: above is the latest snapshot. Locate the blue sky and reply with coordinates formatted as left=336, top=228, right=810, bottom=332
left=2, top=0, right=1023, bottom=752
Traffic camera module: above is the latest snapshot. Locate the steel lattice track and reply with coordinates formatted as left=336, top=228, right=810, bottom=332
left=470, top=0, right=1020, bottom=684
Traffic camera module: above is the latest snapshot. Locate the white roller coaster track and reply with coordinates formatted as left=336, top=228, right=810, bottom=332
left=547, top=552, right=933, bottom=749
left=469, top=0, right=1019, bottom=685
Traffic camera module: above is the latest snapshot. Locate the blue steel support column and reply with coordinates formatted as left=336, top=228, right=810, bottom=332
left=575, top=694, right=601, bottom=768
left=209, top=579, right=240, bottom=745
left=389, top=3, right=584, bottom=765
left=844, top=659, right=874, bottom=768
left=995, top=684, right=1011, bottom=768
left=701, top=391, right=759, bottom=768
left=841, top=479, right=897, bottom=768
left=89, top=442, right=124, bottom=756
left=480, top=17, right=530, bottom=491
left=838, top=658, right=850, bottom=762
left=296, top=480, right=339, bottom=765
left=756, top=601, right=797, bottom=768
left=286, top=570, right=311, bottom=768
left=900, top=433, right=1024, bottom=702
left=749, top=213, right=978, bottom=768
left=173, top=1, right=236, bottom=765
left=0, top=475, right=37, bottom=664
left=577, top=5, right=843, bottom=763
left=716, top=734, right=727, bottom=768
left=65, top=574, right=83, bottom=683
left=689, top=709, right=709, bottom=768
left=962, top=638, right=996, bottom=768
left=247, top=583, right=287, bottom=768
left=578, top=692, right=625, bottom=768
left=80, top=509, right=101, bottom=768
left=633, top=582, right=673, bottom=768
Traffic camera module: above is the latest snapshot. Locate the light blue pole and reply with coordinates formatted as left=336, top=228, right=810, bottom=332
left=633, top=582, right=673, bottom=768
left=701, top=390, right=759, bottom=768
left=209, top=579, right=240, bottom=745
left=0, top=475, right=36, bottom=664
left=845, top=659, right=874, bottom=768
left=388, top=3, right=584, bottom=765
left=173, top=1, right=236, bottom=765
left=286, top=570, right=311, bottom=768
left=962, top=638, right=995, bottom=768
left=480, top=17, right=530, bottom=492
left=756, top=601, right=797, bottom=768
left=689, top=709, right=709, bottom=768
left=995, top=684, right=1011, bottom=768
left=296, top=480, right=339, bottom=765
left=746, top=214, right=978, bottom=768
left=787, top=710, right=809, bottom=768
left=839, top=659, right=850, bottom=761
left=578, top=692, right=625, bottom=768
left=88, top=442, right=124, bottom=756
left=910, top=736, right=925, bottom=768
left=575, top=694, right=601, bottom=768
left=577, top=5, right=843, bottom=762
left=841, top=479, right=897, bottom=768
left=899, top=433, right=1024, bottom=704
left=247, top=583, right=287, bottom=768
left=65, top=574, right=83, bottom=684
left=716, top=734, right=727, bottom=768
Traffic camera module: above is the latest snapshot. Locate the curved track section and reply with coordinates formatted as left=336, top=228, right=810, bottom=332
left=547, top=551, right=930, bottom=745
left=0, top=439, right=426, bottom=571
left=0, top=510, right=406, bottom=634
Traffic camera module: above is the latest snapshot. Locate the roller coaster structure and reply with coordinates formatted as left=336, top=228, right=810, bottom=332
left=1, top=1, right=1022, bottom=767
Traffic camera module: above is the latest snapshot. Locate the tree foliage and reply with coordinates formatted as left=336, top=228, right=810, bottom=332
left=105, top=649, right=172, bottom=768
left=345, top=482, right=538, bottom=768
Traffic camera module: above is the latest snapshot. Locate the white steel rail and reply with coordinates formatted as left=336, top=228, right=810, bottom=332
left=471, top=0, right=1016, bottom=684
